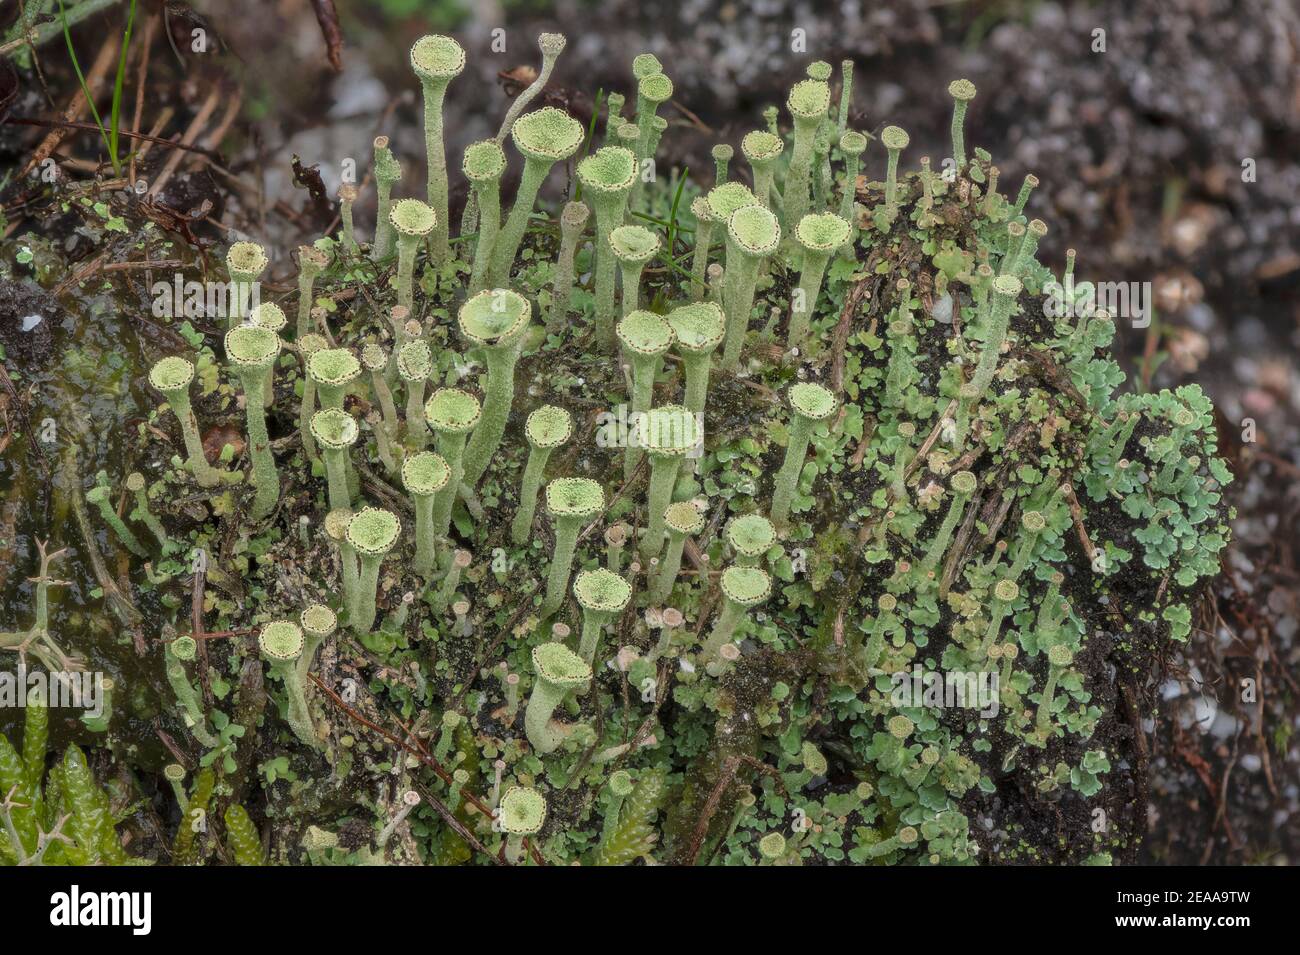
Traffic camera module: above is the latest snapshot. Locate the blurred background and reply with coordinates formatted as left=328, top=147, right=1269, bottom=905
left=1, top=0, right=1297, bottom=863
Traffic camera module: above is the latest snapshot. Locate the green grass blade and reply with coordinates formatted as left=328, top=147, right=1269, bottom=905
left=108, top=0, right=138, bottom=177
left=57, top=0, right=114, bottom=174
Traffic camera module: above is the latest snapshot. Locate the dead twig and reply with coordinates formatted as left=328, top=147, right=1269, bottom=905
left=1060, top=481, right=1098, bottom=566
left=148, top=85, right=221, bottom=197
left=309, top=0, right=344, bottom=72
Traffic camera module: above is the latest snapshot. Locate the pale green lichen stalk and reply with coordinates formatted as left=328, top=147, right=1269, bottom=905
left=702, top=565, right=772, bottom=661
left=783, top=79, right=830, bottom=237
left=410, top=34, right=465, bottom=262
left=617, top=310, right=675, bottom=480
left=947, top=79, right=977, bottom=171
left=547, top=201, right=590, bottom=334
left=325, top=509, right=359, bottom=618
left=918, top=470, right=979, bottom=576
left=148, top=357, right=221, bottom=488
left=688, top=196, right=717, bottom=301
left=297, top=333, right=329, bottom=466
left=225, top=241, right=267, bottom=327
left=164, top=636, right=217, bottom=747
left=524, top=643, right=592, bottom=755
left=667, top=301, right=725, bottom=416
left=610, top=225, right=660, bottom=317
left=85, top=477, right=147, bottom=558
left=742, top=130, right=784, bottom=210
left=297, top=604, right=337, bottom=691
left=125, top=472, right=168, bottom=550
left=789, top=213, right=851, bottom=352
left=397, top=340, right=434, bottom=450
left=540, top=478, right=604, bottom=619
left=458, top=289, right=531, bottom=487
left=259, top=620, right=318, bottom=749
left=462, top=140, right=507, bottom=294
left=310, top=409, right=358, bottom=514
left=371, top=136, right=402, bottom=260
left=880, top=125, right=910, bottom=222
left=402, top=451, right=450, bottom=576
left=721, top=203, right=781, bottom=371
left=489, top=108, right=584, bottom=287
left=510, top=405, right=572, bottom=546
left=389, top=198, right=437, bottom=313
left=423, top=388, right=481, bottom=541
left=338, top=184, right=359, bottom=253
left=967, top=274, right=1023, bottom=402
left=236, top=330, right=276, bottom=442
left=770, top=382, right=837, bottom=528
left=837, top=130, right=868, bottom=229
left=630, top=70, right=674, bottom=205
left=637, top=405, right=700, bottom=558
left=573, top=568, right=632, bottom=665
left=577, top=146, right=638, bottom=350
left=225, top=325, right=283, bottom=520
left=648, top=500, right=705, bottom=605
left=345, top=507, right=401, bottom=634
left=295, top=245, right=330, bottom=340
left=308, top=347, right=361, bottom=412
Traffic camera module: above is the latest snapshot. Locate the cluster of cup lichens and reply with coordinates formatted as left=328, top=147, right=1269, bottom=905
left=116, top=37, right=954, bottom=843
left=96, top=26, right=1234, bottom=866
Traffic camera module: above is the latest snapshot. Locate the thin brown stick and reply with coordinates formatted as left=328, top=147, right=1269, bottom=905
left=18, top=34, right=120, bottom=179
left=682, top=755, right=739, bottom=865
left=409, top=781, right=501, bottom=866
left=1061, top=482, right=1098, bottom=566
left=147, top=86, right=220, bottom=197
left=4, top=115, right=217, bottom=157
left=127, top=13, right=157, bottom=186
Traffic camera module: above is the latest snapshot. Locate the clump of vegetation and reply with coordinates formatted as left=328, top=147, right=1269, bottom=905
left=1, top=32, right=1232, bottom=869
